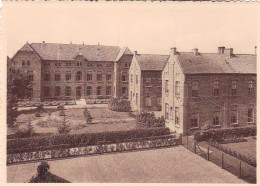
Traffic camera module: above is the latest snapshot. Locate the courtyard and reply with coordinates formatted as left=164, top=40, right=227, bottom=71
left=7, top=146, right=245, bottom=183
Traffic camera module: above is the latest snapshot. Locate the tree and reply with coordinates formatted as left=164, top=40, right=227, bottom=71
left=7, top=66, right=31, bottom=125
left=83, top=107, right=93, bottom=125
left=57, top=115, right=71, bottom=134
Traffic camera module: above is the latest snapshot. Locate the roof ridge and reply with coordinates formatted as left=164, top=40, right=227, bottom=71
left=30, top=42, right=121, bottom=48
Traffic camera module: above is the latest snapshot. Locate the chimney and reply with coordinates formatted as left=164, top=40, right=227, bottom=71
left=42, top=41, right=45, bottom=44
left=218, top=46, right=225, bottom=54
left=224, top=48, right=233, bottom=57
left=83, top=42, right=84, bottom=45
left=171, top=47, right=177, bottom=55
left=134, top=51, right=138, bottom=56
left=192, top=48, right=199, bottom=56
left=70, top=41, right=72, bottom=44
left=255, top=46, right=257, bottom=55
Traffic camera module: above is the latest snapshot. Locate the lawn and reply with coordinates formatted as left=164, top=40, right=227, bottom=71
left=10, top=105, right=137, bottom=136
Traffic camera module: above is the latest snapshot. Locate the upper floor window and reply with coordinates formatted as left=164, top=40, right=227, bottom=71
left=248, top=80, right=254, bottom=94
left=27, top=71, right=34, bottom=82
left=86, top=86, right=92, bottom=96
left=191, top=81, right=199, bottom=97
left=43, top=73, right=50, bottom=81
left=125, top=63, right=129, bottom=68
left=27, top=60, right=31, bottom=66
left=87, top=71, right=92, bottom=81
left=248, top=105, right=254, bottom=123
left=22, top=60, right=26, bottom=66
left=136, top=75, right=138, bottom=84
left=230, top=105, right=238, bottom=124
left=97, top=72, right=102, bottom=81
left=213, top=80, right=220, bottom=96
left=87, top=63, right=93, bottom=67
left=66, top=62, right=72, bottom=67
left=97, top=64, right=102, bottom=68
left=175, top=107, right=179, bottom=126
left=122, top=73, right=128, bottom=82
left=213, top=107, right=220, bottom=126
left=106, top=63, right=112, bottom=68
left=55, top=62, right=61, bottom=67
left=145, top=78, right=152, bottom=87
left=76, top=71, right=82, bottom=81
left=44, top=62, right=50, bottom=67
left=175, top=81, right=180, bottom=97
left=106, top=73, right=112, bottom=81
left=191, top=108, right=199, bottom=128
left=65, top=71, right=71, bottom=81
left=55, top=73, right=61, bottom=81
left=165, top=80, right=169, bottom=94
left=232, top=80, right=237, bottom=96
left=77, top=62, right=82, bottom=67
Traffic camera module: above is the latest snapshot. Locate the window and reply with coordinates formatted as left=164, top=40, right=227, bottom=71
left=157, top=77, right=162, bottom=87
left=191, top=81, right=199, bottom=97
left=175, top=81, right=180, bottom=97
left=122, top=87, right=127, bottom=97
left=87, top=63, right=93, bottom=67
left=136, top=93, right=138, bottom=105
left=136, top=75, right=138, bottom=84
left=157, top=95, right=162, bottom=107
left=76, top=71, right=82, bottom=81
left=55, top=87, right=61, bottom=97
left=106, top=86, right=111, bottom=96
left=106, top=73, right=112, bottom=81
left=122, top=73, right=128, bottom=82
left=130, top=74, right=133, bottom=83
left=27, top=88, right=33, bottom=99
left=145, top=78, right=152, bottom=87
left=97, top=72, right=102, bottom=81
left=232, top=80, right=237, bottom=96
left=230, top=105, right=238, bottom=124
left=87, top=71, right=92, bottom=81
left=65, top=86, right=71, bottom=97
left=175, top=107, right=179, bottom=125
left=55, top=73, right=60, bottom=81
left=125, top=63, right=128, bottom=68
left=43, top=73, right=50, bottom=81
left=66, top=62, right=72, bottom=67
left=165, top=80, right=169, bottom=94
left=77, top=62, right=82, bottom=67
left=45, top=62, right=50, bottom=67
left=27, top=60, right=30, bottom=66
left=27, top=71, right=34, bottom=82
left=22, top=60, right=25, bottom=66
left=44, top=87, right=50, bottom=97
left=248, top=80, right=254, bottom=94
left=248, top=105, right=254, bottom=123
left=145, top=93, right=151, bottom=107
left=165, top=103, right=169, bottom=120
left=106, top=63, right=112, bottom=68
left=213, top=107, right=220, bottom=126
left=76, top=86, right=82, bottom=97
left=97, top=86, right=102, bottom=96
left=191, top=108, right=199, bottom=128
left=213, top=80, right=220, bottom=96
left=87, top=86, right=92, bottom=96
left=97, top=64, right=102, bottom=68
left=55, top=62, right=61, bottom=67
left=65, top=72, right=71, bottom=81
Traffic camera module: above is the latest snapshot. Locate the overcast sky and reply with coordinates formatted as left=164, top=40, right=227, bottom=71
left=3, top=2, right=258, bottom=57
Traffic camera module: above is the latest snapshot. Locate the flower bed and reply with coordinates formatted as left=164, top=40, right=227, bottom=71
left=7, top=134, right=181, bottom=165
left=7, top=127, right=170, bottom=154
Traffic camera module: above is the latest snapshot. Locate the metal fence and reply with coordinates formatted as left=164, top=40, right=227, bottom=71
left=182, top=136, right=256, bottom=184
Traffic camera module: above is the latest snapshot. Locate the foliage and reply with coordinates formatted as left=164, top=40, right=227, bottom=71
left=36, top=104, right=44, bottom=113
left=8, top=127, right=170, bottom=154
left=83, top=107, right=93, bottom=124
left=59, top=110, right=65, bottom=116
left=7, top=67, right=31, bottom=125
left=57, top=104, right=65, bottom=111
left=35, top=111, right=41, bottom=117
left=57, top=115, right=71, bottom=134
left=108, top=97, right=131, bottom=112
left=136, top=112, right=165, bottom=128
left=194, top=125, right=256, bottom=142
left=15, top=120, right=36, bottom=138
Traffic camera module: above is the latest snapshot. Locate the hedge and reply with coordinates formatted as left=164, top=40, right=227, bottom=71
left=8, top=127, right=170, bottom=154
left=194, top=125, right=256, bottom=142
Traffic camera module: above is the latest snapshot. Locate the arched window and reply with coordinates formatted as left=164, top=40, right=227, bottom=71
left=248, top=105, right=254, bottom=123
left=230, top=105, right=238, bottom=124
left=213, top=107, right=221, bottom=126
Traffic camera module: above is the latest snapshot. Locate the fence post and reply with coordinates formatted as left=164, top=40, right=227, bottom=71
left=207, top=146, right=210, bottom=161
left=221, top=153, right=224, bottom=169
left=238, top=160, right=242, bottom=178
left=186, top=135, right=188, bottom=149
left=194, top=142, right=196, bottom=154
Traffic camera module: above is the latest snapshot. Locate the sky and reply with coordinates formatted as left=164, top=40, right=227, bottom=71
left=2, top=2, right=259, bottom=57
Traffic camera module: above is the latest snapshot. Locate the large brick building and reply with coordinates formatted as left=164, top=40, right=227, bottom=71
left=129, top=51, right=169, bottom=111
left=162, top=47, right=256, bottom=135
left=10, top=42, right=133, bottom=101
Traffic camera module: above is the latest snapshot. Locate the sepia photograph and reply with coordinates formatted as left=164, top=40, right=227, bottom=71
left=1, top=1, right=258, bottom=184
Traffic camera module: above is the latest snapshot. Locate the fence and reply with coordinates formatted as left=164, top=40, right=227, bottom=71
left=182, top=136, right=256, bottom=184
left=7, top=134, right=182, bottom=165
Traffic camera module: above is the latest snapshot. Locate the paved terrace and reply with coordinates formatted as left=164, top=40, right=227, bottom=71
left=8, top=146, right=245, bottom=183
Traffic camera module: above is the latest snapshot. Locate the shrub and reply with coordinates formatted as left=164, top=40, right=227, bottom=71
left=15, top=120, right=35, bottom=138
left=36, top=104, right=44, bottom=113
left=83, top=107, right=93, bottom=124
left=8, top=127, right=170, bottom=154
left=136, top=112, right=165, bottom=128
left=35, top=111, right=41, bottom=117
left=57, top=104, right=65, bottom=111
left=108, top=97, right=131, bottom=112
left=57, top=116, right=71, bottom=134
left=59, top=110, right=65, bottom=116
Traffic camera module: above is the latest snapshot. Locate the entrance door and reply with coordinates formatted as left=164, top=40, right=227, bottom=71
left=76, top=86, right=82, bottom=99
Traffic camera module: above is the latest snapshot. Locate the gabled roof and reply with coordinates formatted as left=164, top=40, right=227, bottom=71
left=115, top=47, right=133, bottom=61
left=176, top=52, right=256, bottom=74
left=136, top=54, right=169, bottom=71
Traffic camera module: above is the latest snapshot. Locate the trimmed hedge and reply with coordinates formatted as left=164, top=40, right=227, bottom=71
left=8, top=127, right=170, bottom=154
left=108, top=97, right=131, bottom=112
left=194, top=126, right=256, bottom=142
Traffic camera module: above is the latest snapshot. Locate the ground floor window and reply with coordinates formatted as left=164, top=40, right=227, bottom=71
left=175, top=107, right=179, bottom=125
left=65, top=86, right=71, bottom=97
left=191, top=108, right=199, bottom=128
left=248, top=105, right=254, bottom=123
left=97, top=86, right=102, bottom=96
left=122, top=87, right=128, bottom=97
left=106, top=86, right=111, bottom=96
left=213, top=107, right=220, bottom=125
left=145, top=93, right=151, bottom=107
left=165, top=103, right=169, bottom=120
left=87, top=86, right=92, bottom=96
left=55, top=87, right=61, bottom=97
left=76, top=86, right=82, bottom=98
left=230, top=105, right=238, bottom=124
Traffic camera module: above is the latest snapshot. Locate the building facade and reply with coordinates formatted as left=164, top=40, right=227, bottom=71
left=10, top=42, right=133, bottom=101
left=129, top=51, right=169, bottom=111
left=162, top=47, right=256, bottom=135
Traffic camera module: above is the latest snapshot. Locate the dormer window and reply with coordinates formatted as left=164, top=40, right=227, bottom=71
left=66, top=62, right=72, bottom=67
left=77, top=62, right=82, bottom=67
